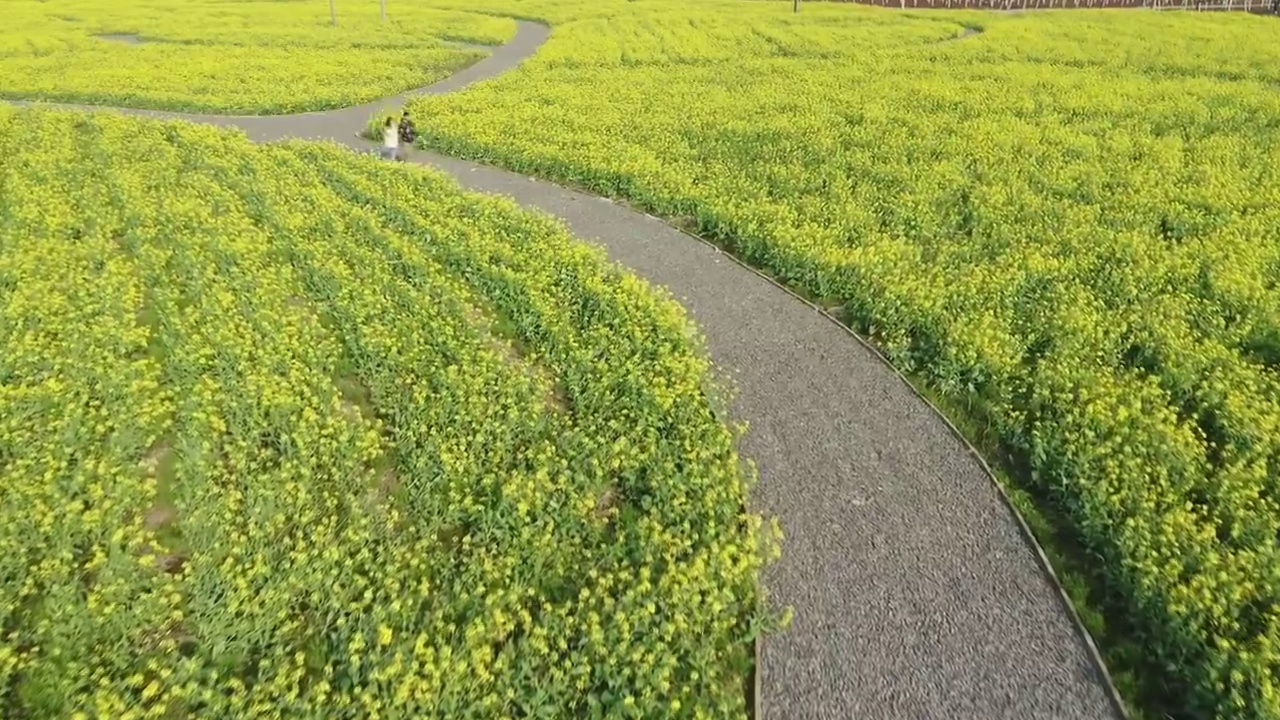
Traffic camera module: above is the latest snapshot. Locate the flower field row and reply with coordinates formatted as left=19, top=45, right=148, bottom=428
left=0, top=106, right=768, bottom=718
left=0, top=0, right=515, bottom=114
left=407, top=2, right=1280, bottom=716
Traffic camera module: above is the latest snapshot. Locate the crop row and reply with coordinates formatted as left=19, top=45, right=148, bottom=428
left=0, top=106, right=768, bottom=718
left=409, top=3, right=1280, bottom=716
left=0, top=0, right=515, bottom=114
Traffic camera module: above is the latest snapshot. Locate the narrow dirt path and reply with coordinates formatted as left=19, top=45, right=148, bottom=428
left=4, top=19, right=1125, bottom=720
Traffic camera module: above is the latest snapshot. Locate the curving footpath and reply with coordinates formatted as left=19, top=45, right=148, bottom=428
left=8, top=20, right=1125, bottom=720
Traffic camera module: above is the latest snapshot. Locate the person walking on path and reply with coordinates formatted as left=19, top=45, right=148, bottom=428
left=398, top=111, right=417, bottom=148
left=381, top=117, right=399, bottom=161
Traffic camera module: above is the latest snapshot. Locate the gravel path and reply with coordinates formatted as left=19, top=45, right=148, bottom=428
left=6, top=19, right=1125, bottom=720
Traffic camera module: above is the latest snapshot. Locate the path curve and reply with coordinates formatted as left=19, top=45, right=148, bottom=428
left=6, top=19, right=1126, bottom=720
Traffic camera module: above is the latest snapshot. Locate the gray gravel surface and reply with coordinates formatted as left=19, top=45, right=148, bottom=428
left=414, top=159, right=1124, bottom=720
left=5, top=18, right=1125, bottom=720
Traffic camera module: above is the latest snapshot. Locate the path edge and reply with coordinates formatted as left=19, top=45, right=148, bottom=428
left=387, top=131, right=1132, bottom=716
left=0, top=11, right=1121, bottom=712
left=570, top=194, right=1135, bottom=720
left=0, top=21, right=546, bottom=120
left=348, top=135, right=771, bottom=720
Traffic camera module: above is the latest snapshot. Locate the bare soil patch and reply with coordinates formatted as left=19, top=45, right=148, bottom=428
left=96, top=33, right=146, bottom=45
left=144, top=503, right=178, bottom=531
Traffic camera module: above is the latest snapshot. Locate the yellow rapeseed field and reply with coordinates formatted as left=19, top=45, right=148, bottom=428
left=0, top=106, right=769, bottom=718
left=0, top=0, right=515, bottom=113
left=406, top=2, right=1280, bottom=716
left=6, top=0, right=1280, bottom=716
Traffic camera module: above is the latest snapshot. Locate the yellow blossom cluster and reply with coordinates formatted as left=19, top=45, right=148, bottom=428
left=0, top=106, right=770, bottom=718
left=409, top=3, right=1280, bottom=716
left=0, top=0, right=515, bottom=114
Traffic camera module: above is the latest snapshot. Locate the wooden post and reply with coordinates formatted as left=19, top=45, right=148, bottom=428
left=381, top=0, right=387, bottom=22
left=329, top=0, right=337, bottom=26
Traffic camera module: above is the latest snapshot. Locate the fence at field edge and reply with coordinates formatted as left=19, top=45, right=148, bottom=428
left=850, top=0, right=1279, bottom=11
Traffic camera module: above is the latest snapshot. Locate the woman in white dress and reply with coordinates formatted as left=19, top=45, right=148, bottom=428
left=381, top=117, right=399, bottom=161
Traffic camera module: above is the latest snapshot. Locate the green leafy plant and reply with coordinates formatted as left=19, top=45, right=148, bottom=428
left=0, top=0, right=504, bottom=114
left=0, top=106, right=772, bottom=718
left=408, top=4, right=1280, bottom=717
left=362, top=107, right=401, bottom=141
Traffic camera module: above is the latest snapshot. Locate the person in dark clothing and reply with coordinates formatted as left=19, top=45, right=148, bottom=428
left=398, top=112, right=417, bottom=146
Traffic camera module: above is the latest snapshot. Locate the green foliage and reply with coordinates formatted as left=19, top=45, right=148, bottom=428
left=364, top=107, right=402, bottom=141
left=408, top=3, right=1280, bottom=717
left=0, top=106, right=771, bottom=718
left=0, top=0, right=510, bottom=113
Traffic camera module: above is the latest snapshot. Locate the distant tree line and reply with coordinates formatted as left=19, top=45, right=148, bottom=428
left=843, top=0, right=1278, bottom=11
